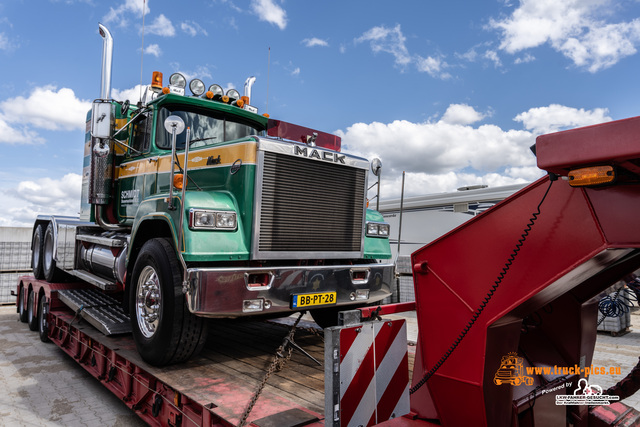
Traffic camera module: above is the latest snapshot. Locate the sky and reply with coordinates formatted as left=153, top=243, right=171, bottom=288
left=1, top=0, right=640, bottom=226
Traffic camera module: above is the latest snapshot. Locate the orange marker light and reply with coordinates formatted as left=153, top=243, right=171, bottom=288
left=568, top=166, right=615, bottom=187
left=262, top=113, right=270, bottom=118
left=205, top=91, right=214, bottom=99
left=222, top=95, right=230, bottom=104
left=162, top=87, right=170, bottom=94
left=173, top=173, right=184, bottom=190
left=241, top=96, right=250, bottom=105
left=236, top=99, right=245, bottom=108
left=151, top=71, right=163, bottom=89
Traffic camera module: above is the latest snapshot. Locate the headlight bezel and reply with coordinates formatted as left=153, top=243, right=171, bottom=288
left=366, top=221, right=390, bottom=238
left=189, top=209, right=237, bottom=231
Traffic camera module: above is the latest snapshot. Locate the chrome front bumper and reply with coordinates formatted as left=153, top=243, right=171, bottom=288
left=185, top=262, right=394, bottom=317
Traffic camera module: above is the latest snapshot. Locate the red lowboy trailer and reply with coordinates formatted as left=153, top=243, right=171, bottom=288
left=16, top=116, right=640, bottom=426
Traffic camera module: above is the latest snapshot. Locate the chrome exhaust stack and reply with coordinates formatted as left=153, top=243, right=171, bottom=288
left=244, top=76, right=256, bottom=102
left=98, top=23, right=113, bottom=100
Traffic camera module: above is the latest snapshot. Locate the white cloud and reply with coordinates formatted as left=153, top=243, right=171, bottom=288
left=302, top=37, right=329, bottom=48
left=489, top=0, right=640, bottom=72
left=441, top=104, right=486, bottom=126
left=112, top=85, right=147, bottom=104
left=104, top=0, right=149, bottom=26
left=338, top=116, right=535, bottom=179
left=355, top=24, right=412, bottom=68
left=1, top=173, right=82, bottom=227
left=356, top=24, right=451, bottom=79
left=0, top=116, right=44, bottom=144
left=483, top=50, right=502, bottom=67
left=415, top=55, right=451, bottom=79
left=146, top=14, right=175, bottom=37
left=144, top=43, right=162, bottom=57
left=514, top=104, right=612, bottom=134
left=514, top=53, right=536, bottom=64
left=0, top=86, right=90, bottom=132
left=291, top=67, right=301, bottom=76
left=0, top=32, right=14, bottom=51
left=181, top=21, right=208, bottom=37
left=250, top=0, right=287, bottom=30
left=338, top=103, right=607, bottom=199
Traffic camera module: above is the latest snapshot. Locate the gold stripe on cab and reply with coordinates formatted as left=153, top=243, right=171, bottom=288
left=116, top=141, right=257, bottom=179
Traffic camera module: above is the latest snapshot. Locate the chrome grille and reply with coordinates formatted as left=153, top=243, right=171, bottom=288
left=258, top=151, right=366, bottom=255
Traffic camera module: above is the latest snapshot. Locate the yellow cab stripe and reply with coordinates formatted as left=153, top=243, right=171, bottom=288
left=116, top=141, right=257, bottom=179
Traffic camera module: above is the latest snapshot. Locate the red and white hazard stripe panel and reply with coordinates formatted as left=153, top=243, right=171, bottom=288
left=326, top=319, right=409, bottom=427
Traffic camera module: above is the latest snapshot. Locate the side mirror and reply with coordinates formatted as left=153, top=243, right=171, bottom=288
left=91, top=100, right=114, bottom=139
left=371, top=158, right=382, bottom=177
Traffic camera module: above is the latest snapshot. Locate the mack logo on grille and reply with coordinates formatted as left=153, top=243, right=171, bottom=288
left=294, top=146, right=346, bottom=164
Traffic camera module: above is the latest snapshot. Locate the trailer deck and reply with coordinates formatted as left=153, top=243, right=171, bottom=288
left=15, top=276, right=416, bottom=426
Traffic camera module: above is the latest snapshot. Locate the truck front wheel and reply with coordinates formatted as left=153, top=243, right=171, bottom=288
left=129, top=238, right=207, bottom=366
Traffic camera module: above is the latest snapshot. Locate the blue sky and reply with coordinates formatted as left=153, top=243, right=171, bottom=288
left=1, top=0, right=640, bottom=226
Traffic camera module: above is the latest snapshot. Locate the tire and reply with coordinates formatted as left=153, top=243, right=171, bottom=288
left=43, top=222, right=64, bottom=283
left=38, top=294, right=51, bottom=343
left=27, top=289, right=38, bottom=331
left=18, top=286, right=28, bottom=323
left=32, top=225, right=45, bottom=280
left=129, top=238, right=207, bottom=366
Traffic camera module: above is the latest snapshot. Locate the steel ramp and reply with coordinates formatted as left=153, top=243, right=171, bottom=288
left=57, top=288, right=131, bottom=335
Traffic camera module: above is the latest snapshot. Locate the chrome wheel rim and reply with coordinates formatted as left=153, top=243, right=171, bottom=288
left=136, top=266, right=161, bottom=338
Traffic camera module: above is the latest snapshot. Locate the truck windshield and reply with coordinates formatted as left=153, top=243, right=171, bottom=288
left=156, top=106, right=262, bottom=150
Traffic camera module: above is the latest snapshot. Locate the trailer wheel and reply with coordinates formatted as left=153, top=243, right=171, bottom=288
left=31, top=224, right=45, bottom=280
left=18, top=285, right=28, bottom=323
left=27, top=289, right=38, bottom=331
left=38, top=294, right=51, bottom=343
left=130, top=238, right=207, bottom=366
left=43, top=222, right=64, bottom=283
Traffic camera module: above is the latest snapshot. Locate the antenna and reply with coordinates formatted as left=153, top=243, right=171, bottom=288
left=139, top=0, right=147, bottom=103
left=267, top=47, right=271, bottom=115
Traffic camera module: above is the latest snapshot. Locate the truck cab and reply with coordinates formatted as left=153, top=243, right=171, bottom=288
left=31, top=24, right=393, bottom=366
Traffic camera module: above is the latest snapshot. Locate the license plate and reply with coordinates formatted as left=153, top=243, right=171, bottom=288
left=291, top=292, right=337, bottom=308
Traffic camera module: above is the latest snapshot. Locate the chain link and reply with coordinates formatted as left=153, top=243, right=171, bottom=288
left=237, top=312, right=304, bottom=427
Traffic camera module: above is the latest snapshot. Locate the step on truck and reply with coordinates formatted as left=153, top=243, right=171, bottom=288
left=22, top=23, right=394, bottom=367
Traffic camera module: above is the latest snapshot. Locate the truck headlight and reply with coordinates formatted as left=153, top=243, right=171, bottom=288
left=216, top=212, right=237, bottom=229
left=366, top=222, right=390, bottom=237
left=189, top=209, right=237, bottom=230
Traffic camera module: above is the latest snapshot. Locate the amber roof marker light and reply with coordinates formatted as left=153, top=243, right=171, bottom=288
left=568, top=165, right=615, bottom=187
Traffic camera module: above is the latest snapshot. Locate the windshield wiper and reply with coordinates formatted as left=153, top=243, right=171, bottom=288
left=189, top=136, right=218, bottom=144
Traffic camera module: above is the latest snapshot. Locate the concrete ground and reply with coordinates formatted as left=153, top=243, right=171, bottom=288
left=1, top=304, right=640, bottom=425
left=0, top=305, right=145, bottom=427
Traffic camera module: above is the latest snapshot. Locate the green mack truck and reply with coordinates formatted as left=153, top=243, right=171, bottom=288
left=27, top=24, right=393, bottom=366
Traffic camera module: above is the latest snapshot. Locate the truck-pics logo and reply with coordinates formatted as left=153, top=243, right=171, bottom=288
left=494, top=353, right=534, bottom=386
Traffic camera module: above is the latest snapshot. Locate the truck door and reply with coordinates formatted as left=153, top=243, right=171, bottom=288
left=117, top=111, right=154, bottom=223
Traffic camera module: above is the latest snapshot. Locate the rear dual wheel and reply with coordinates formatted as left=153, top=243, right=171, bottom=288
left=129, top=238, right=207, bottom=366
left=42, top=223, right=64, bottom=283
left=27, top=289, right=38, bottom=331
left=31, top=225, right=44, bottom=280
